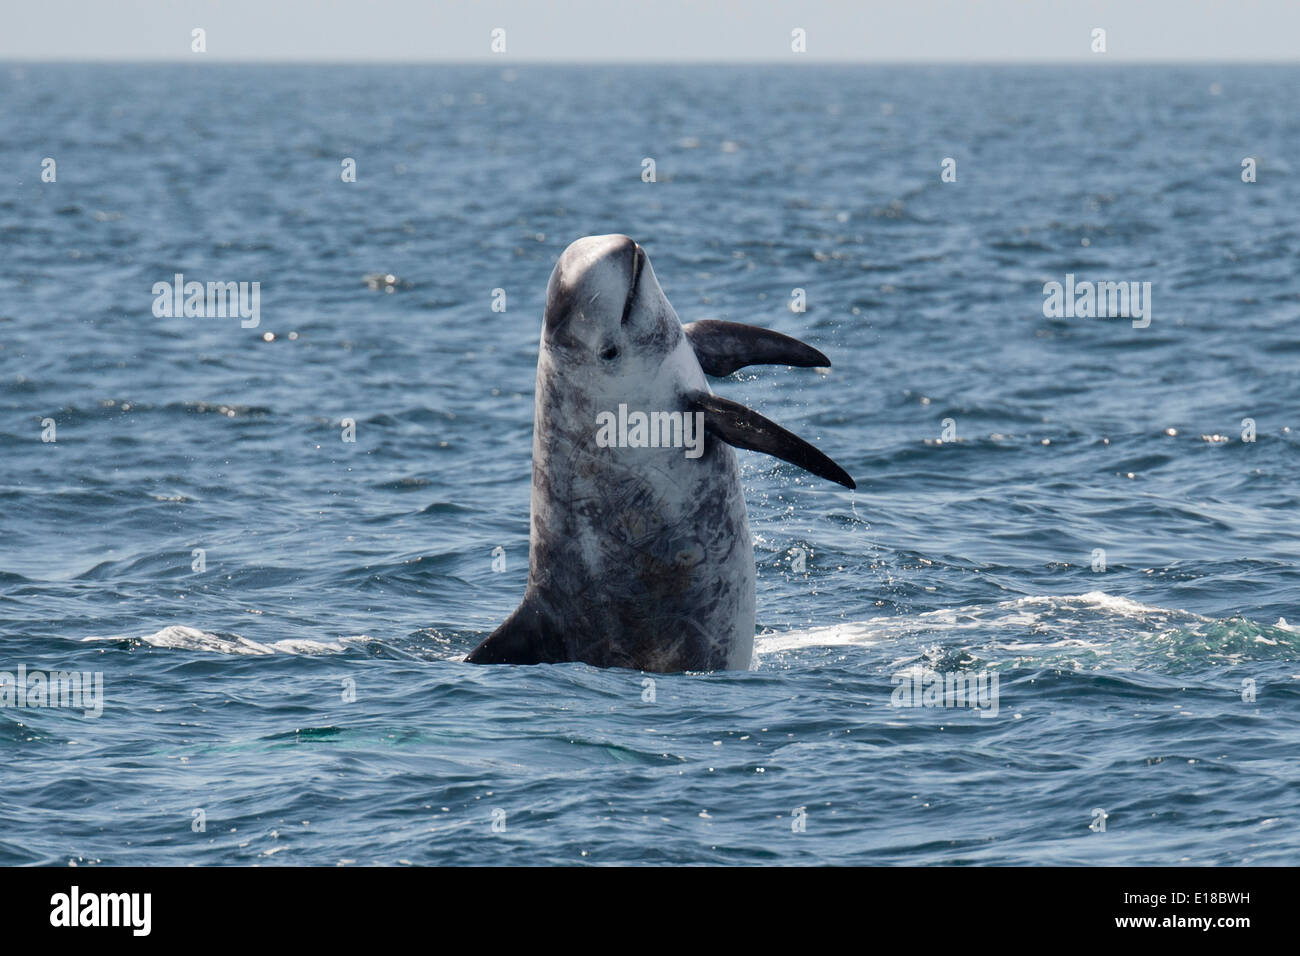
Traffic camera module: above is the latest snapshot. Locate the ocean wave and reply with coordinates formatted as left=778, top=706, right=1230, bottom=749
left=83, top=625, right=372, bottom=656
left=756, top=591, right=1300, bottom=668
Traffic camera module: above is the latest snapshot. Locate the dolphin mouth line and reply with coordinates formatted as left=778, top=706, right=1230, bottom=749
left=619, top=245, right=644, bottom=326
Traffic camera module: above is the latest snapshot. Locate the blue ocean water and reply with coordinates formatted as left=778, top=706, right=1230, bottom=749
left=1, top=64, right=1297, bottom=865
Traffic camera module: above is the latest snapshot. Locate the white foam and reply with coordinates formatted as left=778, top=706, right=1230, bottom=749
left=83, top=625, right=369, bottom=656
left=754, top=591, right=1210, bottom=655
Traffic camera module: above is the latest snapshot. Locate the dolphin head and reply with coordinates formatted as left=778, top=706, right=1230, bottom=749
left=532, top=234, right=854, bottom=490
left=542, top=235, right=684, bottom=384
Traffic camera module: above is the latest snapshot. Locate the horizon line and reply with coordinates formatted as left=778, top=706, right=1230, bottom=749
left=5, top=57, right=1298, bottom=67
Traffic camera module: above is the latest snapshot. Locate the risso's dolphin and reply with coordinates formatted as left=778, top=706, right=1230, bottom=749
left=467, top=235, right=854, bottom=671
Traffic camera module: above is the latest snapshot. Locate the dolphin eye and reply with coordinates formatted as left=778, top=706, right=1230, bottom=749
left=600, top=346, right=619, bottom=361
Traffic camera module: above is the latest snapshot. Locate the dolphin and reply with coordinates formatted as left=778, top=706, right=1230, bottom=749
left=466, top=235, right=854, bottom=671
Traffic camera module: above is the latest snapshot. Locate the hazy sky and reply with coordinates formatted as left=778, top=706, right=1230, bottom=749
left=4, top=0, right=1296, bottom=62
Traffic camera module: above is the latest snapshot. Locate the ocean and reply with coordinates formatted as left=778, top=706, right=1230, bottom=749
left=1, top=63, right=1297, bottom=865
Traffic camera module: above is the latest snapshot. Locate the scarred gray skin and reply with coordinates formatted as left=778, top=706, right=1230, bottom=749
left=497, top=234, right=755, bottom=671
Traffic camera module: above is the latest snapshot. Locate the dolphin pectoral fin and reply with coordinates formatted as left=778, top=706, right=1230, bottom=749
left=465, top=599, right=560, bottom=665
left=683, top=320, right=831, bottom=377
left=691, top=392, right=856, bottom=489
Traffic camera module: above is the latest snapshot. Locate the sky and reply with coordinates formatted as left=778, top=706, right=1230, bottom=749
left=2, top=0, right=1296, bottom=63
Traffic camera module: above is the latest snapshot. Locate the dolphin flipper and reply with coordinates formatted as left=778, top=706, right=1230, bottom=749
left=691, top=392, right=856, bottom=489
left=465, top=599, right=563, bottom=665
left=683, top=320, right=830, bottom=377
